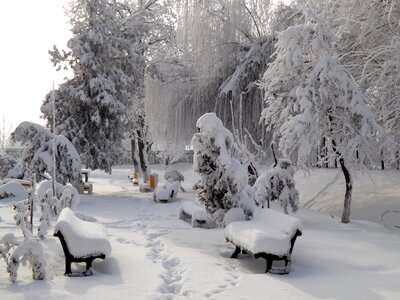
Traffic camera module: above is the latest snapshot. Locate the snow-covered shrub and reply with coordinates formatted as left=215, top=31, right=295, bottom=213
left=59, top=186, right=80, bottom=210
left=11, top=122, right=81, bottom=186
left=164, top=169, right=185, bottom=192
left=192, top=113, right=249, bottom=225
left=7, top=239, right=47, bottom=283
left=164, top=170, right=184, bottom=183
left=37, top=189, right=53, bottom=239
left=254, top=159, right=299, bottom=214
left=36, top=182, right=80, bottom=239
left=13, top=200, right=32, bottom=238
left=0, top=153, right=19, bottom=179
left=0, top=234, right=18, bottom=265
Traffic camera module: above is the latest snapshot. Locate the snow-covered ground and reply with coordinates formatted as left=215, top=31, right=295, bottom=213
left=1, top=164, right=400, bottom=299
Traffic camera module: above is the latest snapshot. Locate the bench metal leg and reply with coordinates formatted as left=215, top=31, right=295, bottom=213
left=265, top=259, right=273, bottom=273
left=65, top=257, right=72, bottom=275
left=231, top=246, right=241, bottom=258
left=86, top=258, right=94, bottom=272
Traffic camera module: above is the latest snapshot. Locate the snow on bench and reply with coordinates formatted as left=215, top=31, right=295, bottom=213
left=153, top=170, right=185, bottom=203
left=153, top=180, right=181, bottom=203
left=225, top=208, right=303, bottom=274
left=178, top=201, right=214, bottom=228
left=54, top=207, right=111, bottom=276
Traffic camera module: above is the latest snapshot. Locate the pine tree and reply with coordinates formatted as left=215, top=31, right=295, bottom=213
left=42, top=0, right=146, bottom=173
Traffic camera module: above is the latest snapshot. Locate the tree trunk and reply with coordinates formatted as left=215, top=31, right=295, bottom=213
left=131, top=129, right=150, bottom=183
left=136, top=130, right=150, bottom=183
left=339, top=157, right=352, bottom=223
left=331, top=135, right=353, bottom=224
left=271, top=144, right=278, bottom=167
left=131, top=139, right=140, bottom=174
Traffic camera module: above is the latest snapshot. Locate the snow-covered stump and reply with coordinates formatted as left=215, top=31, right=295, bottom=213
left=53, top=208, right=111, bottom=276
left=178, top=201, right=215, bottom=229
left=225, top=208, right=303, bottom=274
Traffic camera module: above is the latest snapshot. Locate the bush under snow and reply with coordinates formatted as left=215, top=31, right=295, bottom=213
left=254, top=159, right=299, bottom=214
left=192, top=113, right=253, bottom=225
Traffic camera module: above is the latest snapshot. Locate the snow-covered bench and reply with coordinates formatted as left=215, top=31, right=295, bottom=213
left=54, top=208, right=111, bottom=276
left=178, top=201, right=214, bottom=228
left=153, top=180, right=181, bottom=203
left=225, top=209, right=303, bottom=274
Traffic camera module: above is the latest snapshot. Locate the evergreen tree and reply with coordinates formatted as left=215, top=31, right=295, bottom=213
left=42, top=0, right=146, bottom=172
left=192, top=113, right=251, bottom=225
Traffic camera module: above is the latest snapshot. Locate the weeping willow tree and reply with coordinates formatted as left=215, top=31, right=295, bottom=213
left=145, top=0, right=275, bottom=163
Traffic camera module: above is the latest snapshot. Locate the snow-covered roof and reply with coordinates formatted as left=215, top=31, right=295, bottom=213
left=54, top=208, right=111, bottom=258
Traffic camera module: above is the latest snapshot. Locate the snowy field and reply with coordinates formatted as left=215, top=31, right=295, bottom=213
left=1, top=164, right=400, bottom=300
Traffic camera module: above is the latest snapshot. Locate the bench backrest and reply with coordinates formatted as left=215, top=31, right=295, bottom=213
left=254, top=208, right=303, bottom=237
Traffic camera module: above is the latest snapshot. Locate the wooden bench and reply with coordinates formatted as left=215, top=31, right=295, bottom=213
left=54, top=208, right=111, bottom=276
left=225, top=208, right=302, bottom=274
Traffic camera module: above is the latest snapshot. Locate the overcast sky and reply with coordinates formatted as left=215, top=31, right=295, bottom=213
left=0, top=0, right=70, bottom=133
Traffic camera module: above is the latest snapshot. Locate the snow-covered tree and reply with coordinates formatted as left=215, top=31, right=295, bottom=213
left=192, top=113, right=252, bottom=225
left=293, top=0, right=400, bottom=167
left=254, top=159, right=299, bottom=214
left=41, top=0, right=147, bottom=173
left=260, top=22, right=331, bottom=146
left=145, top=0, right=275, bottom=154
left=261, top=18, right=385, bottom=223
left=11, top=122, right=81, bottom=186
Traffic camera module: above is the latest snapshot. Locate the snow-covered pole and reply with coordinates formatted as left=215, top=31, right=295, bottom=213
left=52, top=83, right=57, bottom=197
left=29, top=173, right=36, bottom=233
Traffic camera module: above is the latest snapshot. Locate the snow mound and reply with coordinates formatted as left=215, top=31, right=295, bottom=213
left=225, top=208, right=303, bottom=256
left=54, top=208, right=111, bottom=258
left=0, top=181, right=28, bottom=203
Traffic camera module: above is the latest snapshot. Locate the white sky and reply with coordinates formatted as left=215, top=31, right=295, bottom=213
left=0, top=1, right=70, bottom=133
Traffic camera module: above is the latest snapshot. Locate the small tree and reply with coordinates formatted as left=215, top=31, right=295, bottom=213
left=261, top=19, right=385, bottom=223
left=11, top=122, right=81, bottom=186
left=254, top=159, right=299, bottom=214
left=192, top=113, right=251, bottom=225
